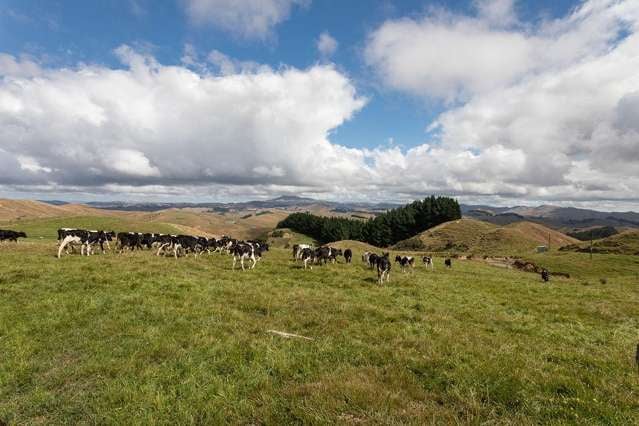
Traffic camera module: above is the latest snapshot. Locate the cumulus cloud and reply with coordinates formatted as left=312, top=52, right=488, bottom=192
left=0, top=46, right=367, bottom=193
left=2, top=0, right=639, bottom=208
left=357, top=0, right=639, bottom=206
left=317, top=31, right=338, bottom=57
left=182, top=0, right=308, bottom=39
left=365, top=0, right=639, bottom=101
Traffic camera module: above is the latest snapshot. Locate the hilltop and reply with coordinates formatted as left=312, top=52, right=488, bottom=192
left=0, top=199, right=287, bottom=240
left=0, top=199, right=124, bottom=222
left=393, top=218, right=578, bottom=254
left=560, top=229, right=639, bottom=255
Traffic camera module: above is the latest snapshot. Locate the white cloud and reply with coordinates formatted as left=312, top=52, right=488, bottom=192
left=2, top=0, right=639, bottom=209
left=182, top=0, right=308, bottom=39
left=353, top=0, right=639, bottom=206
left=317, top=31, right=338, bottom=57
left=0, top=46, right=367, bottom=192
left=365, top=0, right=639, bottom=101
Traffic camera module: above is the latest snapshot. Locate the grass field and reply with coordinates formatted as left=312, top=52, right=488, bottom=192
left=1, top=239, right=638, bottom=424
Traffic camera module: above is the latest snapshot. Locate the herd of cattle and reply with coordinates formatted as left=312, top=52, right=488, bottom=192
left=292, top=244, right=447, bottom=283
left=55, top=228, right=269, bottom=270
left=1, top=228, right=453, bottom=282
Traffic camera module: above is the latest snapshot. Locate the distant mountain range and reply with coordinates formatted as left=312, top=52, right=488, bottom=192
left=73, top=195, right=400, bottom=213
left=40, top=196, right=639, bottom=231
left=461, top=204, right=639, bottom=230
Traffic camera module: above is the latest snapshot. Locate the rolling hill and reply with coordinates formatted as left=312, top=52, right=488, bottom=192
left=463, top=204, right=639, bottom=230
left=559, top=229, right=639, bottom=255
left=0, top=199, right=124, bottom=222
left=0, top=199, right=288, bottom=240
left=393, top=218, right=578, bottom=254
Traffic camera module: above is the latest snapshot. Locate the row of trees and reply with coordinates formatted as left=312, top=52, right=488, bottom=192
left=277, top=196, right=461, bottom=247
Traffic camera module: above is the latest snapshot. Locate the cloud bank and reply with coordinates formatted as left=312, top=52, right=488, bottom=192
left=1, top=0, right=639, bottom=208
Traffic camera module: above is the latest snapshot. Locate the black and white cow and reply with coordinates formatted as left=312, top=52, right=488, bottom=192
left=293, top=244, right=312, bottom=260
left=231, top=242, right=261, bottom=271
left=422, top=256, right=434, bottom=270
left=0, top=230, right=27, bottom=242
left=395, top=255, right=415, bottom=272
left=362, top=251, right=371, bottom=264
left=343, top=248, right=353, bottom=263
left=57, top=229, right=110, bottom=258
left=377, top=253, right=391, bottom=284
left=300, top=247, right=317, bottom=270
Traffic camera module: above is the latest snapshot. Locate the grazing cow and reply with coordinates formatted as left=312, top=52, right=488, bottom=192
left=293, top=244, right=312, bottom=260
left=0, top=230, right=27, bottom=242
left=367, top=253, right=379, bottom=269
left=541, top=269, right=550, bottom=282
left=395, top=255, right=415, bottom=272
left=444, top=258, right=452, bottom=268
left=300, top=247, right=317, bottom=269
left=155, top=234, right=176, bottom=256
left=57, top=229, right=109, bottom=258
left=422, top=256, right=434, bottom=270
left=232, top=242, right=259, bottom=271
left=328, top=247, right=342, bottom=263
left=343, top=248, right=353, bottom=263
left=173, top=235, right=200, bottom=258
left=362, top=251, right=371, bottom=264
left=377, top=253, right=391, bottom=284
left=117, top=232, right=142, bottom=252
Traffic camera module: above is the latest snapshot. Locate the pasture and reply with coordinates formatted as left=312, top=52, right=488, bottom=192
left=0, top=237, right=638, bottom=424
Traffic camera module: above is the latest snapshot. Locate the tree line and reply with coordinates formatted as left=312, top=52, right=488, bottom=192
left=277, top=196, right=461, bottom=247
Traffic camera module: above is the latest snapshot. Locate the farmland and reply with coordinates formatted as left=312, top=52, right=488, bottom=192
left=1, top=227, right=638, bottom=423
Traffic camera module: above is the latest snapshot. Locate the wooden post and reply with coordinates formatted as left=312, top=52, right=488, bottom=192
left=590, top=230, right=593, bottom=261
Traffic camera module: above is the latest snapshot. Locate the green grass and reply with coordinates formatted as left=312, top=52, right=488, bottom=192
left=1, top=241, right=638, bottom=424
left=1, top=216, right=182, bottom=241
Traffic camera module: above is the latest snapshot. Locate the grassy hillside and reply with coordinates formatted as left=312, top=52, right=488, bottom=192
left=394, top=219, right=578, bottom=255
left=266, top=228, right=317, bottom=249
left=2, top=216, right=182, bottom=240
left=0, top=242, right=637, bottom=424
left=560, top=230, right=639, bottom=255
left=136, top=208, right=288, bottom=240
left=0, top=199, right=288, bottom=240
left=0, top=199, right=124, bottom=222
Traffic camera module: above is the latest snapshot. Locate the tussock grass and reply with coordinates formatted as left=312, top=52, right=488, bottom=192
left=0, top=242, right=637, bottom=423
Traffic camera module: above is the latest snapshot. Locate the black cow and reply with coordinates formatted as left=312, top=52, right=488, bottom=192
left=377, top=253, right=391, bottom=284
left=368, top=253, right=379, bottom=269
left=343, top=248, right=353, bottom=263
left=0, top=230, right=27, bottom=242
left=444, top=258, right=452, bottom=268
left=541, top=269, right=550, bottom=282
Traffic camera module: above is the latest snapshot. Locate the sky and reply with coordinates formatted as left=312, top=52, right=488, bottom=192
left=0, top=0, right=638, bottom=210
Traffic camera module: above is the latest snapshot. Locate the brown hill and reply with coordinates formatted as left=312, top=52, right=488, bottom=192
left=560, top=229, right=639, bottom=255
left=0, top=199, right=122, bottom=222
left=393, top=218, right=578, bottom=254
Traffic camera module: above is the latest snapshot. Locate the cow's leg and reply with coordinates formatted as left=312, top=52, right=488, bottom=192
left=240, top=256, right=245, bottom=271
left=57, top=238, right=70, bottom=258
left=232, top=255, right=237, bottom=270
left=250, top=255, right=256, bottom=269
left=156, top=243, right=168, bottom=256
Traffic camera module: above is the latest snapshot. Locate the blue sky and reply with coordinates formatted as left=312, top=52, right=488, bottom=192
left=0, top=0, right=577, bottom=151
left=0, top=0, right=638, bottom=209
